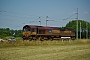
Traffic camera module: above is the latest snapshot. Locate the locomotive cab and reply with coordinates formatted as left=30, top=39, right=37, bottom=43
left=22, top=25, right=37, bottom=40
left=22, top=26, right=31, bottom=40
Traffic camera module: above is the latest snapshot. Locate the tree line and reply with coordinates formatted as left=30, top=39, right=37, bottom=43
left=0, top=28, right=22, bottom=39
left=0, top=20, right=90, bottom=39
left=65, top=20, right=90, bottom=39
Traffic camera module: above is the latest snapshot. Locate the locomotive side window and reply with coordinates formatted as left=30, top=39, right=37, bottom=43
left=23, top=28, right=27, bottom=31
left=23, top=28, right=25, bottom=31
left=32, top=29, right=36, bottom=32
left=39, top=30, right=45, bottom=34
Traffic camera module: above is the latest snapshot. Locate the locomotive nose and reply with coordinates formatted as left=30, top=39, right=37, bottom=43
left=24, top=32, right=29, bottom=37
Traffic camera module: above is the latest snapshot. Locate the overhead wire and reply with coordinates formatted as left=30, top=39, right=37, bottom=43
left=63, top=13, right=76, bottom=20
left=0, top=10, right=77, bottom=25
left=0, top=10, right=39, bottom=17
left=0, top=10, right=42, bottom=23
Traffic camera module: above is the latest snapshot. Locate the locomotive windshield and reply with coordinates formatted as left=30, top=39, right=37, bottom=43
left=23, top=28, right=30, bottom=31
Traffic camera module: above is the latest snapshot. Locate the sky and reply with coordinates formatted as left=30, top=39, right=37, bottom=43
left=0, top=0, right=90, bottom=30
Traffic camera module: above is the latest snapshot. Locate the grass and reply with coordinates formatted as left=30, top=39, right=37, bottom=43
left=2, top=36, right=22, bottom=41
left=0, top=39, right=90, bottom=60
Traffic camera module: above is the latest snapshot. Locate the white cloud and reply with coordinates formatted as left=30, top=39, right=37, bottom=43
left=72, top=12, right=77, bottom=14
left=84, top=12, right=89, bottom=14
left=69, top=12, right=77, bottom=14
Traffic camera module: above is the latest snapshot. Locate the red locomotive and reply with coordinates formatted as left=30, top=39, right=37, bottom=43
left=22, top=25, right=75, bottom=41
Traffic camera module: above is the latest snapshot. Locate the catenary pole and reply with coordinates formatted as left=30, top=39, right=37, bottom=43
left=39, top=17, right=41, bottom=26
left=86, top=22, right=88, bottom=39
left=46, top=16, right=48, bottom=27
left=76, top=8, right=78, bottom=40
left=80, top=22, right=81, bottom=39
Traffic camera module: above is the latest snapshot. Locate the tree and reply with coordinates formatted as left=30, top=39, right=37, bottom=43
left=0, top=28, right=11, bottom=38
left=65, top=20, right=90, bottom=39
left=0, top=28, right=22, bottom=39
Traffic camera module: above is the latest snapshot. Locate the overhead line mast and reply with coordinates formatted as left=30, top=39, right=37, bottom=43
left=39, top=17, right=41, bottom=26
left=46, top=16, right=54, bottom=27
left=76, top=8, right=78, bottom=40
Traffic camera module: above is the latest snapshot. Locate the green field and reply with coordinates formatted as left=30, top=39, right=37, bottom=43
left=0, top=40, right=90, bottom=60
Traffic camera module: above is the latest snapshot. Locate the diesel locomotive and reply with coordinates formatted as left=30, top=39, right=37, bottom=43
left=22, top=25, right=75, bottom=41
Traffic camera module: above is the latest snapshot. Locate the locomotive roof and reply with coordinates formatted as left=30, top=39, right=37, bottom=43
left=23, top=25, right=75, bottom=31
left=38, top=26, right=57, bottom=30
left=24, top=25, right=57, bottom=30
left=23, top=25, right=37, bottom=28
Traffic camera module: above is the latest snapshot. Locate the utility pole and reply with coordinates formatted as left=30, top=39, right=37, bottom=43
left=80, top=22, right=81, bottom=39
left=39, top=17, right=41, bottom=26
left=86, top=22, right=88, bottom=39
left=46, top=16, right=48, bottom=27
left=62, top=8, right=79, bottom=40
left=46, top=16, right=54, bottom=27
left=76, top=8, right=78, bottom=40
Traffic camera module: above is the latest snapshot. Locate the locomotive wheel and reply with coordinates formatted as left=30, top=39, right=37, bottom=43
left=23, top=38, right=26, bottom=41
left=50, top=38, right=53, bottom=41
left=39, top=37, right=44, bottom=41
